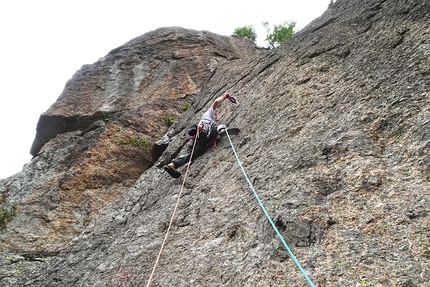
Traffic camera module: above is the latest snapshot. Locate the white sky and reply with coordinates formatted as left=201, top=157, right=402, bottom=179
left=0, top=0, right=331, bottom=179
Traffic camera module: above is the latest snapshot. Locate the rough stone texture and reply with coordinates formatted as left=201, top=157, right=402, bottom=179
left=1, top=0, right=430, bottom=286
left=30, top=27, right=260, bottom=157
left=0, top=27, right=261, bottom=253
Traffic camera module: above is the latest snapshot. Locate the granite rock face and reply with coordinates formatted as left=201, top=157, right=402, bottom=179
left=1, top=0, right=430, bottom=286
left=0, top=27, right=261, bottom=253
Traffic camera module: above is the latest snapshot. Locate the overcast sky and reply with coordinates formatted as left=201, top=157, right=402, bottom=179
left=0, top=0, right=331, bottom=179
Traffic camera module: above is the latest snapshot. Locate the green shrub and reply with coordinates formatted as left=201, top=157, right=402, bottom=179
left=233, top=25, right=257, bottom=42
left=0, top=200, right=18, bottom=231
left=181, top=103, right=191, bottom=111
left=117, top=137, right=149, bottom=149
left=161, top=116, right=175, bottom=126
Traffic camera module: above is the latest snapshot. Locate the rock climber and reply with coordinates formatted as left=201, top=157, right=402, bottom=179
left=163, top=92, right=237, bottom=178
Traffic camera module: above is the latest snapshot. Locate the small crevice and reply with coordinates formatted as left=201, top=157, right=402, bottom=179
left=311, top=17, right=339, bottom=33
left=20, top=251, right=61, bottom=262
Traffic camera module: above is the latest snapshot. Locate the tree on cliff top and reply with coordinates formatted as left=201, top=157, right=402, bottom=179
left=263, top=20, right=296, bottom=48
left=233, top=21, right=297, bottom=48
left=233, top=25, right=257, bottom=42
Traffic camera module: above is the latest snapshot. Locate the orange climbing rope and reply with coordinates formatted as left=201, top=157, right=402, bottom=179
left=145, top=130, right=199, bottom=287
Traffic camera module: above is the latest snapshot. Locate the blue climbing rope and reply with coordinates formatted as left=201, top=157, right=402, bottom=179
left=225, top=128, right=316, bottom=287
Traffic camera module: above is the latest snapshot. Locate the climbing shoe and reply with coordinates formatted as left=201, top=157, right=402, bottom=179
left=217, top=127, right=240, bottom=137
left=217, top=125, right=227, bottom=135
left=164, top=165, right=181, bottom=178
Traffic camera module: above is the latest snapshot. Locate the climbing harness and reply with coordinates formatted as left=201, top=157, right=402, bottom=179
left=197, top=121, right=217, bottom=150
left=145, top=129, right=200, bottom=287
left=225, top=128, right=316, bottom=287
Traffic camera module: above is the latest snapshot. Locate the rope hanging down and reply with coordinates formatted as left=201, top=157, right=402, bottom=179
left=145, top=130, right=200, bottom=287
left=225, top=128, right=316, bottom=287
